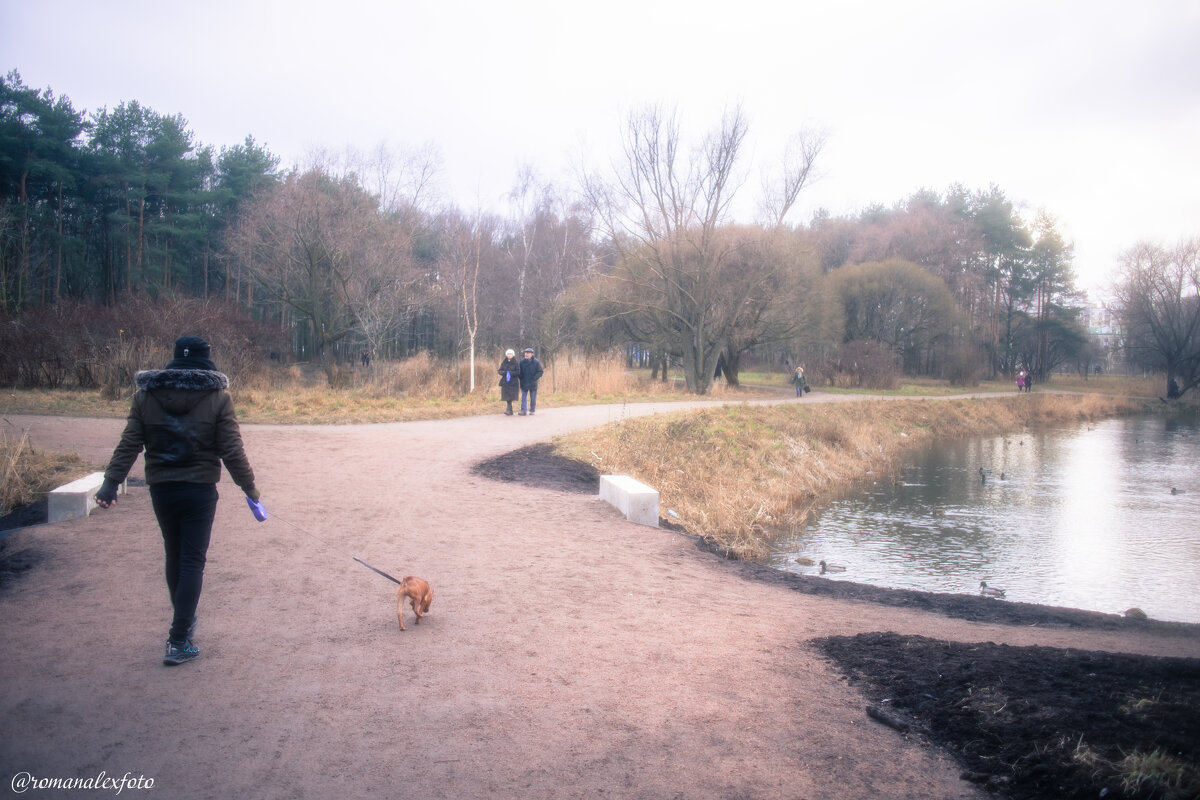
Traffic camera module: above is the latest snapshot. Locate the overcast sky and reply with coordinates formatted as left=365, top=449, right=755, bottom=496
left=4, top=0, right=1198, bottom=294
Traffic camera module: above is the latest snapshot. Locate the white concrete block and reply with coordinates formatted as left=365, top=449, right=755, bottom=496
left=599, top=474, right=659, bottom=528
left=48, top=472, right=124, bottom=524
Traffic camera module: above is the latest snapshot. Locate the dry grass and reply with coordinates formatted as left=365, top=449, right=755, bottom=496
left=555, top=393, right=1145, bottom=559
left=0, top=352, right=769, bottom=424
left=1, top=430, right=99, bottom=517
left=1048, top=373, right=1163, bottom=397
left=1118, top=747, right=1200, bottom=800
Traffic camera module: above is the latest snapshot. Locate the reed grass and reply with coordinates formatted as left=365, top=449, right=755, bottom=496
left=555, top=392, right=1146, bottom=559
left=0, top=431, right=99, bottom=517
left=1118, top=747, right=1200, bottom=799
left=1, top=352, right=767, bottom=424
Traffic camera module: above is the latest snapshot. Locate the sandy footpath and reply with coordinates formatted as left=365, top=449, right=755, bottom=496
left=2, top=397, right=1197, bottom=800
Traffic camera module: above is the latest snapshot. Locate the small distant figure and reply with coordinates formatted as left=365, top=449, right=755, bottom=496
left=361, top=350, right=371, bottom=367
left=1016, top=370, right=1025, bottom=392
left=790, top=365, right=809, bottom=397
left=498, top=348, right=520, bottom=416
left=1167, top=377, right=1181, bottom=399
left=517, top=347, right=544, bottom=416
left=1024, top=372, right=1033, bottom=393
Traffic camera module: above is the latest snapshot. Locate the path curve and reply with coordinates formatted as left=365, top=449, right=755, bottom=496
left=2, top=394, right=1196, bottom=799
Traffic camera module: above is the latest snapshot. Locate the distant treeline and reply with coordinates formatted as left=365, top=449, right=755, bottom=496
left=2, top=71, right=1096, bottom=390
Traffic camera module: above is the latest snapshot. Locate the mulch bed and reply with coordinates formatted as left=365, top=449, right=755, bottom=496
left=0, top=499, right=47, bottom=532
left=815, top=633, right=1200, bottom=800
left=470, top=442, right=602, bottom=495
left=475, top=443, right=1200, bottom=800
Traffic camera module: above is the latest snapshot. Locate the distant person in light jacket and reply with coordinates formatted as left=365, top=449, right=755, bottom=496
left=498, top=348, right=520, bottom=415
left=94, top=336, right=259, bottom=667
left=518, top=347, right=544, bottom=416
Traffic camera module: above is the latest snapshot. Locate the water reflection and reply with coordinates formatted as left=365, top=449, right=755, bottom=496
left=764, top=417, right=1200, bottom=623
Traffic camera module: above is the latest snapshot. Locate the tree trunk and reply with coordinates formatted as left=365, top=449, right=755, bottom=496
left=136, top=188, right=146, bottom=291
left=722, top=350, right=741, bottom=387
left=54, top=182, right=64, bottom=302
left=468, top=332, right=476, bottom=392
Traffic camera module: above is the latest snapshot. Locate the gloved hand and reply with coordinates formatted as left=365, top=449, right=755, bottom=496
left=245, top=486, right=261, bottom=502
left=95, top=478, right=119, bottom=508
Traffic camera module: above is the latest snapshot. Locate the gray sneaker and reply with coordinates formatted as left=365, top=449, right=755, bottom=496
left=163, top=639, right=200, bottom=666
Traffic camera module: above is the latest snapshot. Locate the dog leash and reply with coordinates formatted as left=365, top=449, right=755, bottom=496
left=351, top=557, right=404, bottom=586
left=252, top=501, right=403, bottom=586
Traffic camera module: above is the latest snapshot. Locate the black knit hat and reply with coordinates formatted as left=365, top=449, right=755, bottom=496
left=165, top=336, right=217, bottom=371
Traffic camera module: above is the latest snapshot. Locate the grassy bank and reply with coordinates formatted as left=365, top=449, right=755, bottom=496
left=555, top=393, right=1149, bottom=559
left=1, top=432, right=99, bottom=517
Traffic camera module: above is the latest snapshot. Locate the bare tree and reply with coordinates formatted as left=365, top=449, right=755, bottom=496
left=760, top=129, right=826, bottom=228
left=437, top=210, right=497, bottom=391
left=583, top=106, right=823, bottom=393
left=1114, top=238, right=1200, bottom=398
left=583, top=105, right=749, bottom=394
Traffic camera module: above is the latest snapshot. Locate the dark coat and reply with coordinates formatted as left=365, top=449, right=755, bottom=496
left=498, top=357, right=521, bottom=401
left=104, top=368, right=256, bottom=491
left=518, top=356, right=544, bottom=389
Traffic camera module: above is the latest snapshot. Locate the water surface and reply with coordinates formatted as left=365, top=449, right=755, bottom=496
left=764, top=417, right=1200, bottom=623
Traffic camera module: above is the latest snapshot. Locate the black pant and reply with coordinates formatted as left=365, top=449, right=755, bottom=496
left=149, top=482, right=218, bottom=643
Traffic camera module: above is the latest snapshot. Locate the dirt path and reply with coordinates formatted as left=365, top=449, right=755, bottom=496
left=2, top=397, right=1197, bottom=799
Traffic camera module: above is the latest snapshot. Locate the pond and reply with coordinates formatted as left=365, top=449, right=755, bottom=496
left=763, top=416, right=1200, bottom=623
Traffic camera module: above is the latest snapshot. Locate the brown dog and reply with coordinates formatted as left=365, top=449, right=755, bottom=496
left=396, top=576, right=433, bottom=631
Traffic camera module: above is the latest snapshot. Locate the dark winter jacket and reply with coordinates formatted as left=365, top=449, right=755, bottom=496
left=498, top=357, right=521, bottom=402
left=518, top=356, right=544, bottom=389
left=103, top=369, right=256, bottom=491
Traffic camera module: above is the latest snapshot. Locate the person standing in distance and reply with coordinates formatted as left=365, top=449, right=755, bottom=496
left=498, top=348, right=521, bottom=416
left=94, top=336, right=260, bottom=666
left=518, top=347, right=544, bottom=416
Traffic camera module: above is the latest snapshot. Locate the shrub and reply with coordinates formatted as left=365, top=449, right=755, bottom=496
left=0, top=297, right=286, bottom=397
left=819, top=341, right=900, bottom=390
left=942, top=344, right=985, bottom=387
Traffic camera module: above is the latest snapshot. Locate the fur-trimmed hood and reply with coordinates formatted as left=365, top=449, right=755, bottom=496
left=135, top=369, right=229, bottom=392
left=104, top=367, right=254, bottom=492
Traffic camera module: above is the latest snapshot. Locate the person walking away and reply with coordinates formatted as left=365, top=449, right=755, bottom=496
left=518, top=347, right=544, bottom=415
left=498, top=348, right=520, bottom=415
left=93, top=336, right=259, bottom=666
left=1017, top=370, right=1025, bottom=392
left=1024, top=371, right=1033, bottom=393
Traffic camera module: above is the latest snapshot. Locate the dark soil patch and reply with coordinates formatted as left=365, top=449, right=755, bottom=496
left=0, top=538, right=43, bottom=592
left=471, top=442, right=601, bottom=495
left=0, top=498, right=47, bottom=532
left=815, top=633, right=1200, bottom=800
